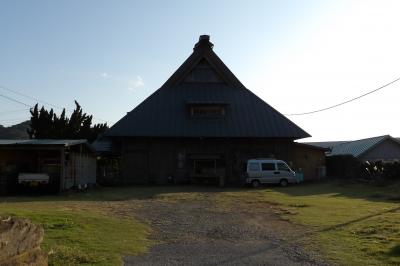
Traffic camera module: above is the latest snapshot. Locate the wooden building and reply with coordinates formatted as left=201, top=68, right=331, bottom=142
left=0, top=139, right=96, bottom=195
left=103, top=35, right=321, bottom=185
left=307, top=135, right=400, bottom=162
left=292, top=143, right=327, bottom=181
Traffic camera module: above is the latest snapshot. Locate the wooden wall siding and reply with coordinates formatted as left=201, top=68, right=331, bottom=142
left=118, top=138, right=293, bottom=184
left=292, top=144, right=326, bottom=180
left=64, top=153, right=97, bottom=189
left=359, top=139, right=400, bottom=161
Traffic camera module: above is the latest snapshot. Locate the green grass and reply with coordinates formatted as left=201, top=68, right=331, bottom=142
left=0, top=201, right=152, bottom=265
left=1, top=181, right=399, bottom=265
left=76, top=182, right=400, bottom=265
left=218, top=181, right=400, bottom=266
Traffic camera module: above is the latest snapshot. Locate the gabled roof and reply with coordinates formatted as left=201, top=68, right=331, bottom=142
left=105, top=35, right=310, bottom=139
left=306, top=135, right=400, bottom=158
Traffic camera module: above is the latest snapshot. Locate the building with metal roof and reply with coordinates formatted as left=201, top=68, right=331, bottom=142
left=0, top=139, right=96, bottom=195
left=105, top=36, right=309, bottom=139
left=0, top=139, right=88, bottom=146
left=305, top=135, right=400, bottom=162
left=102, top=35, right=320, bottom=185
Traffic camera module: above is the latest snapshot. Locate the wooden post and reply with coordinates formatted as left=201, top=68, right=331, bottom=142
left=59, top=148, right=65, bottom=193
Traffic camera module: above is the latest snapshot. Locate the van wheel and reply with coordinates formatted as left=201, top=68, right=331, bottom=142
left=251, top=180, right=261, bottom=188
left=280, top=179, right=288, bottom=187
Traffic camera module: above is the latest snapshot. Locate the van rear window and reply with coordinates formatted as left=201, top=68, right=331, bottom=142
left=261, top=163, right=275, bottom=171
left=248, top=163, right=260, bottom=171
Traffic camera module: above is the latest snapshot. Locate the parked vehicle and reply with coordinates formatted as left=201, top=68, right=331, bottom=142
left=244, top=159, right=297, bottom=188
left=18, top=173, right=49, bottom=187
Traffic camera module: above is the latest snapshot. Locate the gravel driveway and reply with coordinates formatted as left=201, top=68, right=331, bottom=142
left=123, top=193, right=328, bottom=266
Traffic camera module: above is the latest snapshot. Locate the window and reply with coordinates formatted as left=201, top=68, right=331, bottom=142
left=262, top=163, right=275, bottom=171
left=190, top=106, right=225, bottom=118
left=248, top=162, right=260, bottom=171
left=277, top=162, right=290, bottom=172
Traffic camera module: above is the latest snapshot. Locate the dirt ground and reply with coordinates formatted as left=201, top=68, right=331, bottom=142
left=119, top=193, right=329, bottom=266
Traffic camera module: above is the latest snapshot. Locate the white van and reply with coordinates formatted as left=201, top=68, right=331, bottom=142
left=244, top=159, right=297, bottom=187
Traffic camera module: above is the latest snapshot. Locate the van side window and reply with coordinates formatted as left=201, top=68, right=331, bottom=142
left=277, top=163, right=290, bottom=171
left=248, top=163, right=260, bottom=171
left=261, top=163, right=275, bottom=171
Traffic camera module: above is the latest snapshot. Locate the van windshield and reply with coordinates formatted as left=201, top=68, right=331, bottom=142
left=277, top=162, right=290, bottom=172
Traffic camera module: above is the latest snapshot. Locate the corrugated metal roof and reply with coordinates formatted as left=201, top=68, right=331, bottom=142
left=303, top=141, right=348, bottom=149
left=0, top=139, right=87, bottom=146
left=304, top=135, right=400, bottom=158
left=105, top=36, right=310, bottom=139
left=328, top=135, right=389, bottom=157
left=105, top=84, right=310, bottom=139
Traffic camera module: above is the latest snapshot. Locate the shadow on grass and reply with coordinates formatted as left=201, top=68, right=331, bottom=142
left=269, top=179, right=400, bottom=204
left=0, top=184, right=254, bottom=203
left=318, top=206, right=400, bottom=233
left=389, top=244, right=400, bottom=257
left=1, top=179, right=399, bottom=204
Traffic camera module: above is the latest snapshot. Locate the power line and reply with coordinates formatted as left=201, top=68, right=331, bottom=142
left=0, top=86, right=61, bottom=110
left=0, top=86, right=111, bottom=123
left=0, top=94, right=33, bottom=108
left=284, top=76, right=400, bottom=116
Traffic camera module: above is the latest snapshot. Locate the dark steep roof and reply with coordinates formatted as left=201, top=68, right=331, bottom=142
left=105, top=35, right=310, bottom=139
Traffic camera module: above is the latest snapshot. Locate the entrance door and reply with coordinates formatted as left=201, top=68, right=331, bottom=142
left=260, top=162, right=277, bottom=183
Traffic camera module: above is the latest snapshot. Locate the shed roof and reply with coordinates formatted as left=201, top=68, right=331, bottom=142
left=105, top=35, right=310, bottom=139
left=0, top=139, right=88, bottom=147
left=303, top=141, right=348, bottom=150
left=305, top=135, right=400, bottom=158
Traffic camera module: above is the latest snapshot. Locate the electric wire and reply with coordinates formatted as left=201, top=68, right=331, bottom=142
left=284, top=76, right=400, bottom=116
left=0, top=86, right=110, bottom=123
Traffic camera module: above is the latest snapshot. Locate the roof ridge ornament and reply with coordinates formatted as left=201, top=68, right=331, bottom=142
left=194, top=35, right=213, bottom=51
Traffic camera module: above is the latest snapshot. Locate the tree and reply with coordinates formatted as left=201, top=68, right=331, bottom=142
left=27, top=101, right=108, bottom=143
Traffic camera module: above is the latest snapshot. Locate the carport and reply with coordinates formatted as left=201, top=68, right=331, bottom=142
left=0, top=139, right=96, bottom=195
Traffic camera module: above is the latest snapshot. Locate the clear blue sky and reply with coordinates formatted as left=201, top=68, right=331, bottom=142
left=1, top=0, right=399, bottom=141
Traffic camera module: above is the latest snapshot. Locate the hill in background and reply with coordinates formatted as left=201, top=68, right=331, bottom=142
left=0, top=121, right=30, bottom=139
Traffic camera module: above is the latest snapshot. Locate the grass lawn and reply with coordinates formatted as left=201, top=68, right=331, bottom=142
left=0, top=180, right=399, bottom=265
left=0, top=197, right=152, bottom=265
left=217, top=181, right=400, bottom=266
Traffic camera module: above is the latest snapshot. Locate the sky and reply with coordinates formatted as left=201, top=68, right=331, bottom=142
left=0, top=0, right=399, bottom=141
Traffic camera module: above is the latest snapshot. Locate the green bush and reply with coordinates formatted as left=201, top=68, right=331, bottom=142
left=383, top=161, right=400, bottom=179
left=327, top=156, right=400, bottom=180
